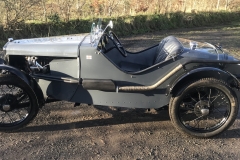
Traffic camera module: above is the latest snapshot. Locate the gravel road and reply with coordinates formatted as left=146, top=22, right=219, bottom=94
left=0, top=24, right=240, bottom=159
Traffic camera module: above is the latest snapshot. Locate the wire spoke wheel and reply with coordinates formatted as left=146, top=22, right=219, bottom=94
left=170, top=78, right=238, bottom=138
left=0, top=75, right=38, bottom=131
left=179, top=87, right=230, bottom=132
left=0, top=85, right=30, bottom=126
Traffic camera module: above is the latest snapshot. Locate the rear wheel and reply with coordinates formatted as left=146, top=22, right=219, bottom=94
left=0, top=75, right=38, bottom=131
left=169, top=78, right=239, bottom=138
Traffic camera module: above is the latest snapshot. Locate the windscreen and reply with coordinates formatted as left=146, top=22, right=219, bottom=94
left=177, top=37, right=223, bottom=54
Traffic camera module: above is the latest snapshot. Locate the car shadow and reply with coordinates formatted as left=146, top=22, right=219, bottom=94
left=20, top=105, right=240, bottom=139
left=20, top=107, right=170, bottom=133
left=214, top=128, right=240, bottom=139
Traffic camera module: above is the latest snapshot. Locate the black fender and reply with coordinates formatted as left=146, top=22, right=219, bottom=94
left=0, top=58, right=5, bottom=64
left=0, top=64, right=30, bottom=85
left=0, top=63, right=45, bottom=107
left=169, top=67, right=237, bottom=96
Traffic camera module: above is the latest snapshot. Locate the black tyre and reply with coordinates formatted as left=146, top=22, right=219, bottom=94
left=169, top=78, right=239, bottom=138
left=0, top=74, right=39, bottom=131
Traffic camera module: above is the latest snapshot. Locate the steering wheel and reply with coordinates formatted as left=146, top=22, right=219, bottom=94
left=109, top=31, right=127, bottom=57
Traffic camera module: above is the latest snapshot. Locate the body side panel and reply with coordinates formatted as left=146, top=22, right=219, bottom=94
left=70, top=85, right=171, bottom=108
left=50, top=58, right=79, bottom=78
left=80, top=46, right=184, bottom=86
left=37, top=79, right=78, bottom=100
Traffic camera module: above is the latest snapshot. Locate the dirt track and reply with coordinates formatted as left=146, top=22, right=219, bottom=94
left=0, top=24, right=240, bottom=159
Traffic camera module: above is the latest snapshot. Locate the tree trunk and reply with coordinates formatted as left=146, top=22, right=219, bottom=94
left=216, top=0, right=221, bottom=10
left=76, top=0, right=79, bottom=10
left=41, top=0, right=47, bottom=22
left=225, top=0, right=229, bottom=10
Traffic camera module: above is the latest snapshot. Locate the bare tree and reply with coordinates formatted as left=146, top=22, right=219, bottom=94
left=56, top=0, right=75, bottom=22
left=225, top=0, right=231, bottom=10
left=0, top=0, right=239, bottom=26
left=75, top=0, right=87, bottom=18
left=216, top=0, right=221, bottom=10
left=41, top=0, right=47, bottom=22
left=0, top=1, right=5, bottom=24
left=90, top=0, right=120, bottom=16
left=2, top=0, right=40, bottom=29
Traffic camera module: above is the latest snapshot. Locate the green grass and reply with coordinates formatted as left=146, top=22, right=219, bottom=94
left=1, top=11, right=240, bottom=48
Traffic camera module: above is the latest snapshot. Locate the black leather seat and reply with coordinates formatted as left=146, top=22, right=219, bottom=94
left=119, top=36, right=183, bottom=72
left=119, top=61, right=149, bottom=72
left=153, top=36, right=183, bottom=64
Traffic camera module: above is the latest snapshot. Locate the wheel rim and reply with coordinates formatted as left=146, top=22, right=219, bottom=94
left=178, top=86, right=231, bottom=132
left=0, top=84, right=31, bottom=127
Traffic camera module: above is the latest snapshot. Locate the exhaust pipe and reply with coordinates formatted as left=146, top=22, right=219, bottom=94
left=118, top=64, right=183, bottom=91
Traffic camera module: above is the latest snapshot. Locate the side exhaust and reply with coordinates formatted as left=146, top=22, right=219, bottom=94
left=118, top=64, right=183, bottom=91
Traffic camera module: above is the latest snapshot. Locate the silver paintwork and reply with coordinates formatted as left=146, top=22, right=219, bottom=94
left=5, top=34, right=89, bottom=57
left=49, top=58, right=79, bottom=78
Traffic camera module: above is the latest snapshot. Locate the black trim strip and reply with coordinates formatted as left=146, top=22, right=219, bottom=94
left=181, top=59, right=240, bottom=65
left=125, top=45, right=158, bottom=54
left=82, top=79, right=115, bottom=91
left=31, top=74, right=79, bottom=83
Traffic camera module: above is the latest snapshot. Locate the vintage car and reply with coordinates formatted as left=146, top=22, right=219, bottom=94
left=0, top=20, right=239, bottom=138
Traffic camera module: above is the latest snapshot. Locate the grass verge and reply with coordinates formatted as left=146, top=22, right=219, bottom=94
left=0, top=11, right=240, bottom=48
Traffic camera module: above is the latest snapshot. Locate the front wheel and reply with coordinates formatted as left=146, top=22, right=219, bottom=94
left=169, top=78, right=239, bottom=138
left=0, top=75, right=39, bottom=132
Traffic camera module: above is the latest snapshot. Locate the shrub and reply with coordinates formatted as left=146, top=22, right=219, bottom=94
left=1, top=11, right=240, bottom=48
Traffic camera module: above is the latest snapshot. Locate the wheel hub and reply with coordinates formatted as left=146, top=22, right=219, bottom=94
left=0, top=94, right=17, bottom=112
left=194, top=100, right=210, bottom=117
left=2, top=105, right=11, bottom=111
